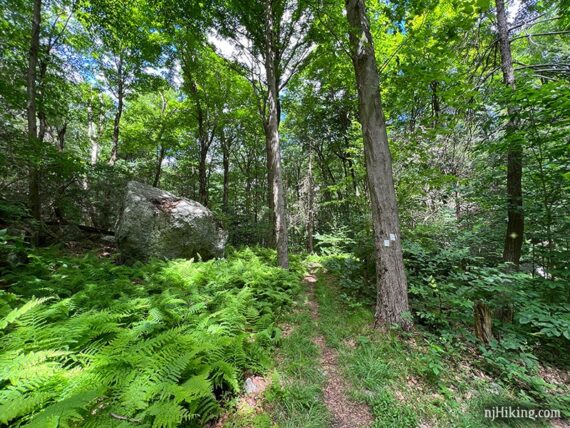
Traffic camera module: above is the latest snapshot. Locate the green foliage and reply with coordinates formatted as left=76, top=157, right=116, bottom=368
left=314, top=226, right=355, bottom=256
left=1, top=0, right=569, bottom=423
left=264, top=295, right=330, bottom=427
left=0, top=248, right=301, bottom=427
left=0, top=228, right=27, bottom=269
left=316, top=226, right=570, bottom=418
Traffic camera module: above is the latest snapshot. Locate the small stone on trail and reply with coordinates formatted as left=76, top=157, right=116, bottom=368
left=243, top=376, right=267, bottom=396
left=244, top=377, right=258, bottom=394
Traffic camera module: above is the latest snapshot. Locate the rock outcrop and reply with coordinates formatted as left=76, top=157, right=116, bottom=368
left=115, top=181, right=227, bottom=262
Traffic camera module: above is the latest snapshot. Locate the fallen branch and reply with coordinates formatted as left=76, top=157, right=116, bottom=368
left=110, top=413, right=141, bottom=423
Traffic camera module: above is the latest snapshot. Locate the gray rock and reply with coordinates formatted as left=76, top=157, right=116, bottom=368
left=488, top=382, right=502, bottom=394
left=100, top=235, right=116, bottom=244
left=115, top=181, right=227, bottom=262
left=244, top=377, right=258, bottom=394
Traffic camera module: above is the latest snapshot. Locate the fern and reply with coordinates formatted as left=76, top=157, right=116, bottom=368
left=0, top=297, right=50, bottom=330
left=143, top=401, right=188, bottom=428
left=0, top=247, right=301, bottom=427
left=26, top=389, right=102, bottom=428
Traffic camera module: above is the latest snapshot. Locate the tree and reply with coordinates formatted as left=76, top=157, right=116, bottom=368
left=180, top=46, right=218, bottom=206
left=345, top=0, right=411, bottom=329
left=81, top=0, right=164, bottom=166
left=26, top=0, right=42, bottom=245
left=178, top=42, right=248, bottom=207
left=121, top=87, right=183, bottom=188
left=495, top=0, right=524, bottom=266
left=212, top=0, right=314, bottom=268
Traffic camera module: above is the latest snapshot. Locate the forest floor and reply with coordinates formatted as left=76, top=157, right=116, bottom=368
left=303, top=267, right=373, bottom=427
left=223, top=262, right=567, bottom=428
left=3, top=242, right=567, bottom=427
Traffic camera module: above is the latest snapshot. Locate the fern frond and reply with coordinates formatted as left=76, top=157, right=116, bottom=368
left=143, top=400, right=188, bottom=428
left=0, top=297, right=50, bottom=330
left=0, top=350, right=69, bottom=383
left=25, top=389, right=102, bottom=428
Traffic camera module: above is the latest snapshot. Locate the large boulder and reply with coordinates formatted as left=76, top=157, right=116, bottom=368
left=115, top=181, right=227, bottom=262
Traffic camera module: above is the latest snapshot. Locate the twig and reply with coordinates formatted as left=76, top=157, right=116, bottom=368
left=508, top=14, right=560, bottom=32
left=110, top=413, right=141, bottom=423
left=510, top=30, right=570, bottom=42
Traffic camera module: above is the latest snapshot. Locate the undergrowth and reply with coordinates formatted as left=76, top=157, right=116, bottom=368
left=208, top=269, right=330, bottom=428
left=0, top=246, right=301, bottom=427
left=317, top=247, right=570, bottom=423
left=313, top=272, right=560, bottom=427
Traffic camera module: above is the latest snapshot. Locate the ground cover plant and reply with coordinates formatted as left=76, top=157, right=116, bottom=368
left=0, top=247, right=301, bottom=427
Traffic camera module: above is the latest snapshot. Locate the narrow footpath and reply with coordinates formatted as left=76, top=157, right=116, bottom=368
left=303, top=269, right=373, bottom=428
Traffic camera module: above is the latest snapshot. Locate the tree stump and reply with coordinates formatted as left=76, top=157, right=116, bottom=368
left=474, top=301, right=494, bottom=344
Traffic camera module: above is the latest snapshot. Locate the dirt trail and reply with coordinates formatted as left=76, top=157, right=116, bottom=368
left=303, top=271, right=373, bottom=428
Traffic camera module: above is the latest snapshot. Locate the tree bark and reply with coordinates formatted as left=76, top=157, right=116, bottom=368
left=109, top=53, right=124, bottom=166
left=307, top=140, right=314, bottom=253
left=264, top=0, right=288, bottom=269
left=56, top=122, right=67, bottom=151
left=264, top=125, right=276, bottom=247
left=27, top=0, right=42, bottom=245
left=345, top=0, right=411, bottom=329
left=221, top=132, right=231, bottom=214
left=474, top=301, right=495, bottom=344
left=153, top=145, right=166, bottom=187
left=187, top=79, right=211, bottom=206
left=198, top=142, right=209, bottom=206
left=88, top=98, right=99, bottom=165
left=37, top=61, right=48, bottom=144
left=152, top=92, right=169, bottom=188
left=430, top=80, right=440, bottom=128
left=496, top=0, right=524, bottom=267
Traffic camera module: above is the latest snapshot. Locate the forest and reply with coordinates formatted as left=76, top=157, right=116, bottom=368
left=0, top=0, right=569, bottom=426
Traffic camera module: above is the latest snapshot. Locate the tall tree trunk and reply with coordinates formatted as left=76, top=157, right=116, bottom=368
left=222, top=154, right=229, bottom=213
left=346, top=0, right=411, bottom=329
left=222, top=134, right=230, bottom=214
left=57, top=122, right=67, bottom=151
left=315, top=145, right=333, bottom=226
left=188, top=79, right=210, bottom=206
left=307, top=140, right=314, bottom=253
left=109, top=54, right=124, bottom=166
left=152, top=93, right=168, bottom=188
left=153, top=145, right=166, bottom=187
left=198, top=142, right=208, bottom=206
left=88, top=99, right=99, bottom=165
left=264, top=0, right=288, bottom=269
left=27, top=0, right=42, bottom=245
left=430, top=80, right=440, bottom=128
left=34, top=51, right=47, bottom=149
left=36, top=49, right=51, bottom=144
left=264, top=132, right=275, bottom=247
left=496, top=0, right=524, bottom=266
left=245, top=171, right=252, bottom=219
